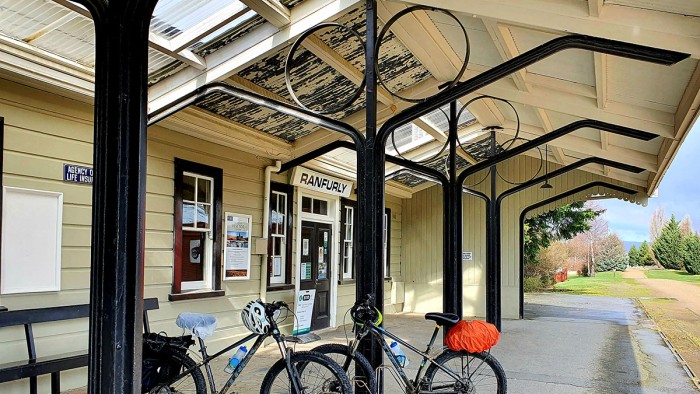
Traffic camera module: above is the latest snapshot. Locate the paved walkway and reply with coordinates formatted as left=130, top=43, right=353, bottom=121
left=65, top=293, right=698, bottom=393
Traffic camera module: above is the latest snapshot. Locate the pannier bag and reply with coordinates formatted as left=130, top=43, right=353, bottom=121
left=142, top=332, right=195, bottom=393
left=444, top=320, right=500, bottom=353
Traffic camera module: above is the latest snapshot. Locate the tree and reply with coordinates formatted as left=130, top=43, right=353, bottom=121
left=638, top=241, right=655, bottom=266
left=523, top=202, right=604, bottom=266
left=652, top=215, right=684, bottom=269
left=681, top=234, right=700, bottom=275
left=680, top=215, right=693, bottom=237
left=628, top=245, right=639, bottom=266
left=597, top=234, right=628, bottom=272
left=649, top=207, right=666, bottom=242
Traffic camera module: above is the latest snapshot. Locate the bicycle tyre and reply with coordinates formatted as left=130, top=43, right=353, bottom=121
left=423, top=350, right=506, bottom=393
left=260, top=351, right=353, bottom=394
left=311, top=343, right=377, bottom=393
left=146, top=349, right=207, bottom=394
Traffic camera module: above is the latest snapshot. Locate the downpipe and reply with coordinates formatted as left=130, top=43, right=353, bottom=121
left=261, top=160, right=282, bottom=302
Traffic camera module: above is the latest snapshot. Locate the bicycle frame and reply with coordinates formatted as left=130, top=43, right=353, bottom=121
left=349, top=323, right=463, bottom=392
left=158, top=310, right=301, bottom=394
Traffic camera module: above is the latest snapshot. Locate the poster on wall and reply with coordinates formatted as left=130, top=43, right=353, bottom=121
left=224, top=212, right=252, bottom=280
left=293, top=289, right=316, bottom=335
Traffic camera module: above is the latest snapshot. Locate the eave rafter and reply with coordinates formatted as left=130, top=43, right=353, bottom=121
left=241, top=0, right=291, bottom=28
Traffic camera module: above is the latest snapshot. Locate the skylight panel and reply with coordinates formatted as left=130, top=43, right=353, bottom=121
left=150, top=0, right=246, bottom=40
left=421, top=101, right=477, bottom=133
left=190, top=9, right=257, bottom=50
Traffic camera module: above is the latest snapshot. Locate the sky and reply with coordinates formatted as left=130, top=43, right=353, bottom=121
left=597, top=121, right=700, bottom=243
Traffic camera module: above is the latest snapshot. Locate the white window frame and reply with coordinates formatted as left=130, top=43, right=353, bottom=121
left=342, top=205, right=354, bottom=279
left=383, top=211, right=389, bottom=278
left=181, top=171, right=214, bottom=291
left=269, top=190, right=288, bottom=285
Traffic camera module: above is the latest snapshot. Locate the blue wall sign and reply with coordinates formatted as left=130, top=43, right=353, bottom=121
left=64, top=164, right=93, bottom=184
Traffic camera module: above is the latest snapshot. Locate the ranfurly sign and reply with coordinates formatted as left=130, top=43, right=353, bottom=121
left=291, top=167, right=353, bottom=197
left=63, top=164, right=93, bottom=184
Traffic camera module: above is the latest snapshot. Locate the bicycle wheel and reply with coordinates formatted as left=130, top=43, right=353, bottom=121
left=423, top=350, right=506, bottom=393
left=146, top=350, right=207, bottom=394
left=260, top=351, right=353, bottom=394
left=311, top=343, right=376, bottom=393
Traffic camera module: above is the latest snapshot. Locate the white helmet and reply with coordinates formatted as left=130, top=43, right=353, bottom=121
left=241, top=300, right=270, bottom=334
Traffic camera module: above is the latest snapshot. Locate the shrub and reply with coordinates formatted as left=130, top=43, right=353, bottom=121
left=524, top=277, right=545, bottom=292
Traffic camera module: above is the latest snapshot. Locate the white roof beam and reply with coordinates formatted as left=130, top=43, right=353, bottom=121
left=413, top=118, right=478, bottom=164
left=301, top=34, right=394, bottom=105
left=240, top=0, right=291, bottom=28
left=377, top=1, right=464, bottom=82
left=461, top=78, right=675, bottom=138
left=483, top=19, right=530, bottom=92
left=148, top=33, right=207, bottom=70
left=534, top=108, right=567, bottom=165
left=594, top=53, right=607, bottom=109
left=501, top=120, right=658, bottom=172
left=148, top=0, right=362, bottom=114
left=398, top=0, right=700, bottom=58
left=170, top=4, right=251, bottom=52
left=588, top=0, right=604, bottom=17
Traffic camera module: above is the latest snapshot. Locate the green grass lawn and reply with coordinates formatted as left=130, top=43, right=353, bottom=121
left=644, top=269, right=700, bottom=283
left=553, top=271, right=652, bottom=298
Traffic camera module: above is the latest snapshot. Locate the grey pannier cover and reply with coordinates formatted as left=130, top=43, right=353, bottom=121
left=176, top=312, right=217, bottom=339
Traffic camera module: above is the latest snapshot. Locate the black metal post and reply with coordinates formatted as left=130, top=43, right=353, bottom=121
left=79, top=0, right=158, bottom=393
left=357, top=0, right=384, bottom=385
left=517, top=181, right=638, bottom=316
left=486, top=130, right=501, bottom=329
left=444, top=101, right=462, bottom=318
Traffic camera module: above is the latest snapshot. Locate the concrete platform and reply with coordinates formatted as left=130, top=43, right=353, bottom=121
left=200, top=293, right=697, bottom=393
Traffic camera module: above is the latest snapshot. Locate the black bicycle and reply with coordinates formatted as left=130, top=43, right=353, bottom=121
left=312, top=295, right=506, bottom=393
left=142, top=300, right=352, bottom=394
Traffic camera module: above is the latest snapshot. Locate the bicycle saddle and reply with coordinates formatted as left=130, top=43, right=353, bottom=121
left=425, top=312, right=460, bottom=327
left=176, top=312, right=218, bottom=339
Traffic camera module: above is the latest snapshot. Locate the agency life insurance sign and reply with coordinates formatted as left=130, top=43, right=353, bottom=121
left=291, top=167, right=353, bottom=198
left=63, top=164, right=93, bottom=184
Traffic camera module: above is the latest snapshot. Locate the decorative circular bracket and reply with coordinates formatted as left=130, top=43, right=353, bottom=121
left=285, top=22, right=365, bottom=114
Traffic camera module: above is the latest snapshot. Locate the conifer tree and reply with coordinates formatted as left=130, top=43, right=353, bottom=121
left=638, top=241, right=654, bottom=266
left=652, top=215, right=684, bottom=269
left=628, top=245, right=639, bottom=266
left=681, top=234, right=700, bottom=275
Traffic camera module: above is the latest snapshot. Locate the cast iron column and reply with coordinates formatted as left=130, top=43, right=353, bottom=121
left=444, top=101, right=462, bottom=318
left=357, top=0, right=384, bottom=383
left=486, top=130, right=501, bottom=330
left=82, top=1, right=156, bottom=392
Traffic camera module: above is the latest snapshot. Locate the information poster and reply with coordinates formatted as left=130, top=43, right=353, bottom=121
left=224, top=212, right=251, bottom=280
left=293, top=289, right=316, bottom=335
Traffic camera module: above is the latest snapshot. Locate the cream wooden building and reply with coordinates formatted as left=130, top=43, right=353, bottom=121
left=0, top=0, right=698, bottom=392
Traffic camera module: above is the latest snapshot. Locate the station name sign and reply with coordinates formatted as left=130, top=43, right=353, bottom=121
left=64, top=164, right=93, bottom=184
left=291, top=167, right=353, bottom=197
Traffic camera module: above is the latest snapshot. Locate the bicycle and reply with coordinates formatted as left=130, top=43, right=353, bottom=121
left=142, top=299, right=353, bottom=394
left=311, top=295, right=507, bottom=393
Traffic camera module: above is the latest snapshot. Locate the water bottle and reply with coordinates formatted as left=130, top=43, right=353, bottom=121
left=390, top=342, right=409, bottom=367
left=224, top=346, right=247, bottom=373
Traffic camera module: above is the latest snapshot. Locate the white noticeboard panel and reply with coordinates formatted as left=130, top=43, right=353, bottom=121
left=293, top=289, right=316, bottom=335
left=1, top=187, right=63, bottom=294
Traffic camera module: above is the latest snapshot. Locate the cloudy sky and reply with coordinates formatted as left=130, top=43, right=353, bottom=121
left=597, top=121, right=700, bottom=242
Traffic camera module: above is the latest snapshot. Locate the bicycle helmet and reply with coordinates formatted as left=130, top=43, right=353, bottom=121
left=241, top=300, right=270, bottom=334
